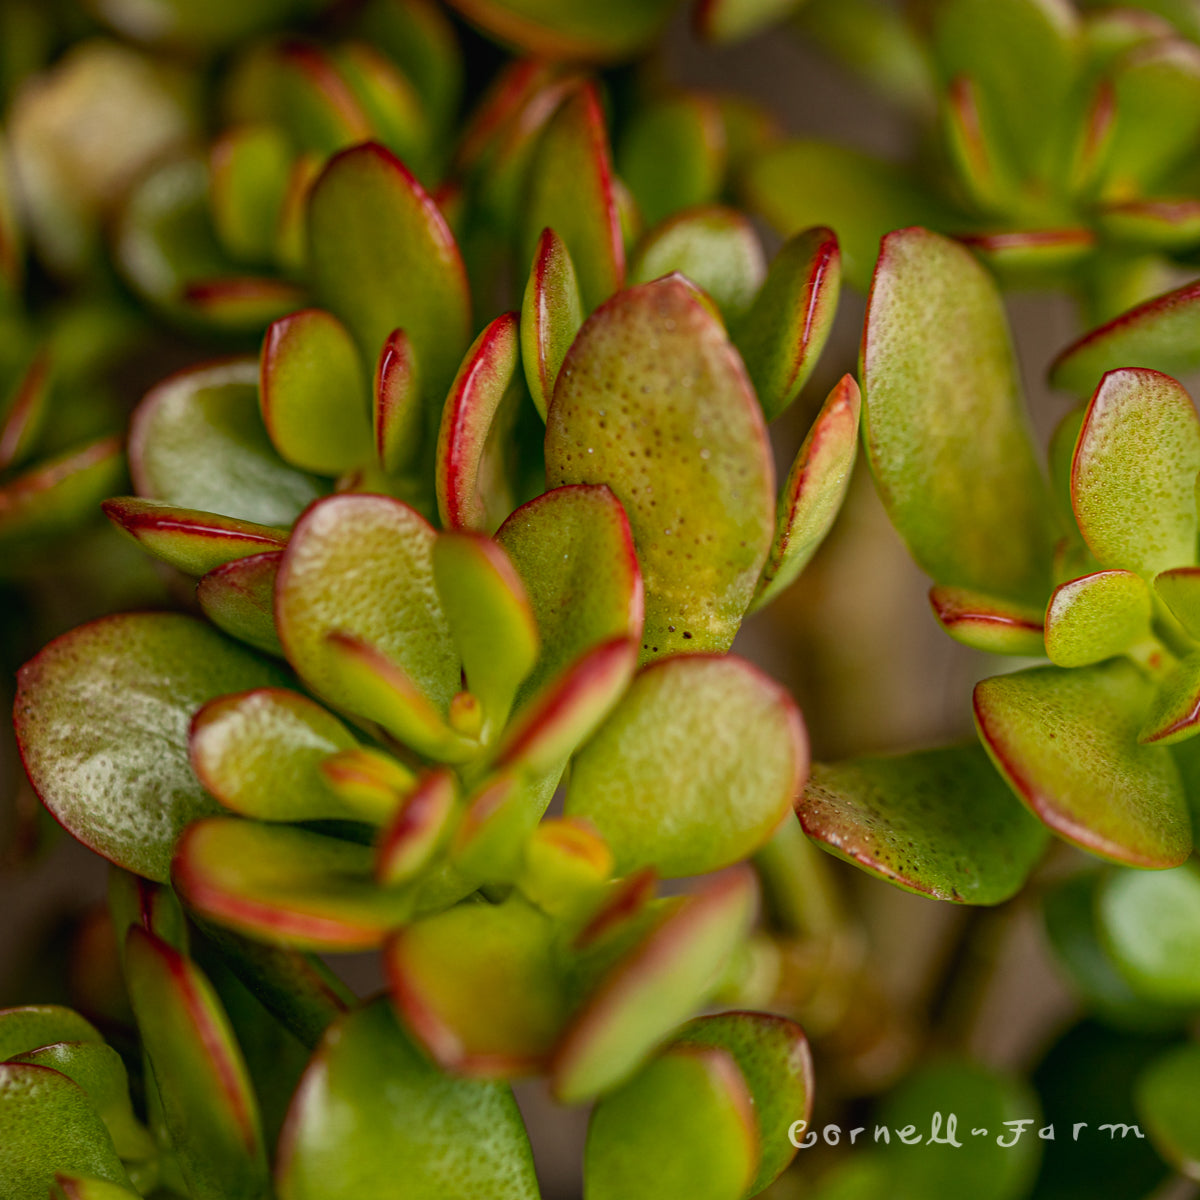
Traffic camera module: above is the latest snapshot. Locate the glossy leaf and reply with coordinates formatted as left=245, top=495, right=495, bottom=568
left=1071, top=368, right=1200, bottom=578
left=974, top=661, right=1191, bottom=867
left=566, top=655, right=805, bottom=877
left=276, top=997, right=539, bottom=1199
left=1140, top=652, right=1200, bottom=744
left=0, top=1006, right=102, bottom=1060
left=1136, top=1042, right=1200, bottom=1179
left=928, top=586, right=1046, bottom=655
left=197, top=552, right=285, bottom=658
left=373, top=328, right=422, bottom=475
left=521, top=227, right=584, bottom=421
left=861, top=227, right=1052, bottom=603
left=130, top=360, right=323, bottom=527
left=1045, top=570, right=1154, bottom=667
left=14, top=614, right=289, bottom=882
left=1156, top=567, right=1200, bottom=638
left=545, top=275, right=774, bottom=658
left=732, top=226, right=841, bottom=422
left=260, top=308, right=373, bottom=475
left=375, top=767, right=456, bottom=885
left=800, top=743, right=1048, bottom=904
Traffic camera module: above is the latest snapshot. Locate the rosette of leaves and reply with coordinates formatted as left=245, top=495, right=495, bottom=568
left=740, top=0, right=1200, bottom=319
left=795, top=225, right=1200, bottom=913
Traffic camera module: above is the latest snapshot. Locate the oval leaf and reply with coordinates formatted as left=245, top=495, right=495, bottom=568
left=1045, top=570, right=1155, bottom=667
left=928, top=586, right=1047, bottom=656
left=520, top=226, right=585, bottom=421
left=197, top=552, right=285, bottom=658
left=1136, top=1042, right=1200, bottom=1180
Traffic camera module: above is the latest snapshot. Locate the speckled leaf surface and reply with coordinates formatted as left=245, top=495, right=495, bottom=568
left=565, top=655, right=804, bottom=877
left=276, top=997, right=539, bottom=1200
left=1044, top=570, right=1154, bottom=667
left=974, top=661, right=1192, bottom=867
left=861, top=228, right=1052, bottom=603
left=1071, top=369, right=1200, bottom=578
left=545, top=276, right=774, bottom=659
left=800, top=744, right=1048, bottom=904
left=198, top=553, right=285, bottom=658
left=928, top=586, right=1046, bottom=655
left=732, top=226, right=840, bottom=422
left=521, top=227, right=584, bottom=421
left=1155, top=567, right=1200, bottom=639
left=275, top=494, right=460, bottom=718
left=1136, top=1042, right=1200, bottom=1179
left=14, top=614, right=289, bottom=882
left=129, top=360, right=323, bottom=527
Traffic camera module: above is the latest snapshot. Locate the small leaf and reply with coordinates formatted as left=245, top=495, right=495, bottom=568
left=0, top=349, right=51, bottom=472
left=321, top=748, right=416, bottom=824
left=1097, top=198, right=1200, bottom=251
left=1071, top=368, right=1200, bottom=578
left=524, top=81, right=624, bottom=312
left=974, top=661, right=1192, bottom=868
left=386, top=896, right=568, bottom=1075
left=375, top=767, right=457, bottom=885
left=518, top=818, right=613, bottom=918
left=732, top=226, right=841, bottom=422
left=373, top=328, right=422, bottom=475
left=271, top=41, right=373, bottom=156
left=51, top=1176, right=142, bottom=1200
left=260, top=308, right=373, bottom=476
left=520, top=227, right=584, bottom=421
left=545, top=275, right=774, bottom=658
left=929, top=586, right=1047, bottom=655
left=957, top=229, right=1096, bottom=282
left=1140, top=652, right=1200, bottom=744
left=451, top=769, right=562, bottom=883
left=584, top=1044, right=757, bottom=1200
left=698, top=0, right=812, bottom=42
left=1136, top=1042, right=1200, bottom=1180
left=566, top=655, right=805, bottom=878
left=102, top=497, right=287, bottom=577
left=14, top=614, right=290, bottom=882
left=861, top=227, right=1052, bottom=603
left=197, top=552, right=285, bottom=658
left=129, top=359, right=323, bottom=527
left=124, top=926, right=268, bottom=1200
left=551, top=866, right=757, bottom=1103
left=0, top=1007, right=103, bottom=1061
left=276, top=997, right=539, bottom=1200
left=752, top=375, right=860, bottom=610
left=941, top=76, right=1023, bottom=216
left=798, top=744, right=1048, bottom=905
left=209, top=124, right=292, bottom=265
left=1045, top=570, right=1154, bottom=667
left=1155, top=567, right=1200, bottom=638
left=435, top=311, right=522, bottom=531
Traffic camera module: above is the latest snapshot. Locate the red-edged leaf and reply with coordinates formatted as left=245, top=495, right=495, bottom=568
left=929, top=585, right=1047, bottom=656
left=520, top=227, right=584, bottom=420
left=0, top=349, right=51, bottom=472
left=375, top=768, right=457, bottom=885
left=373, top=328, right=422, bottom=475
left=197, top=552, right=285, bottom=658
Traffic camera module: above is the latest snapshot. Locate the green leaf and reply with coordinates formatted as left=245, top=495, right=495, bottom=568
left=373, top=327, right=423, bottom=475
left=584, top=1044, right=757, bottom=1200
left=974, top=660, right=1192, bottom=867
left=197, top=552, right=286, bottom=658
left=1098, top=198, right=1200, bottom=251
left=1136, top=1041, right=1200, bottom=1180
left=386, top=896, right=568, bottom=1075
left=861, top=227, right=1053, bottom=603
left=752, top=375, right=860, bottom=610
left=565, top=655, right=805, bottom=877
left=102, top=497, right=287, bottom=576
left=209, top=124, right=292, bottom=265
left=672, top=1011, right=813, bottom=1195
left=1045, top=570, right=1154, bottom=667
left=524, top=81, right=624, bottom=312
left=333, top=44, right=432, bottom=176
left=940, top=76, right=1023, bottom=216
left=0, top=1007, right=102, bottom=1061
left=496, top=484, right=643, bottom=702
left=1098, top=862, right=1200, bottom=1003
left=1140, top=651, right=1200, bottom=744
left=260, top=308, right=373, bottom=476
left=276, top=997, right=539, bottom=1199
left=928, top=586, right=1047, bottom=656
left=51, top=1176, right=142, bottom=1200
left=520, top=227, right=584, bottom=421
left=551, top=867, right=757, bottom=1103
left=732, top=226, right=841, bottom=422
left=129, top=359, right=323, bottom=527
left=450, top=768, right=562, bottom=884
left=545, top=275, right=774, bottom=658
left=307, top=142, right=471, bottom=405
left=629, top=206, right=766, bottom=326
left=696, top=0, right=803, bottom=42
left=958, top=228, right=1096, bottom=284
left=1158, top=567, right=1200, bottom=639
left=375, top=767, right=456, bottom=885
left=1071, top=368, right=1200, bottom=578
left=799, top=744, right=1048, bottom=905
left=275, top=493, right=460, bottom=719
left=0, top=349, right=51, bottom=473
left=14, top=613, right=290, bottom=882
left=124, top=927, right=268, bottom=1200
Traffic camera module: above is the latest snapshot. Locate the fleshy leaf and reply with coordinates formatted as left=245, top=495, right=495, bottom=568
left=798, top=744, right=1048, bottom=904
left=521, top=227, right=584, bottom=421
left=752, top=375, right=860, bottom=610
left=276, top=997, right=539, bottom=1200
left=566, top=655, right=805, bottom=878
left=0, top=350, right=51, bottom=472
left=129, top=360, right=323, bottom=527
left=496, top=484, right=643, bottom=700
left=124, top=926, right=268, bottom=1200
left=1097, top=198, right=1200, bottom=251
left=1136, top=1042, right=1200, bottom=1180
left=518, top=818, right=613, bottom=918
left=731, top=226, right=841, bottom=422
left=524, top=81, right=624, bottom=312
left=322, top=749, right=417, bottom=827
left=373, top=328, right=422, bottom=475
left=929, top=586, right=1046, bottom=655
left=386, top=896, right=567, bottom=1075
left=275, top=494, right=460, bottom=719
left=1140, top=652, right=1200, bottom=744
left=14, top=614, right=289, bottom=882
left=435, top=311, right=522, bottom=531
left=1156, top=567, right=1200, bottom=638
left=551, top=867, right=757, bottom=1103
left=375, top=768, right=456, bottom=885
left=307, top=142, right=471, bottom=405
left=0, top=1007, right=103, bottom=1060
left=1044, top=570, right=1154, bottom=667
left=1070, top=368, right=1200, bottom=578
left=260, top=308, right=373, bottom=475
left=197, top=552, right=285, bottom=658
left=102, top=497, right=287, bottom=576
left=1099, top=863, right=1200, bottom=1003
left=545, top=275, right=774, bottom=658
left=974, top=661, right=1192, bottom=867
left=584, top=1044, right=757, bottom=1200
left=629, top=206, right=766, bottom=326
left=861, top=227, right=1052, bottom=603
left=209, top=124, right=292, bottom=265
left=451, top=769, right=562, bottom=883
left=51, top=1176, right=142, bottom=1199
